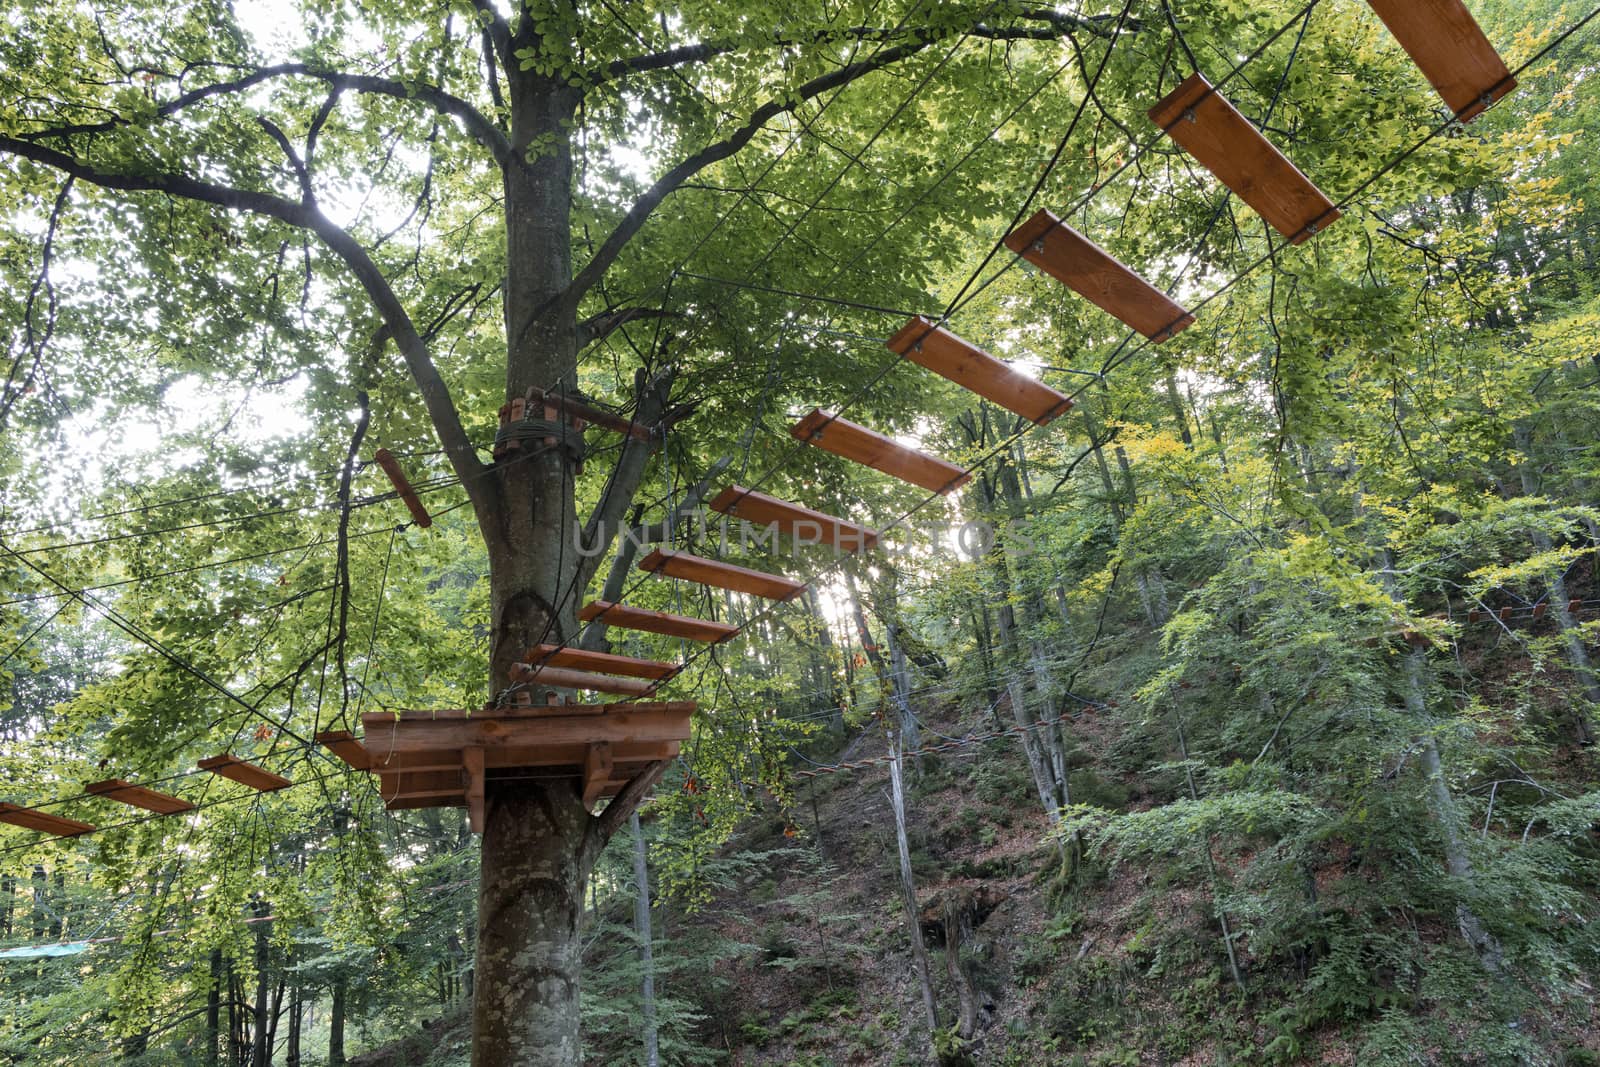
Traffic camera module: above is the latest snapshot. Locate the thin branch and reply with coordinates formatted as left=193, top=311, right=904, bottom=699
left=576, top=306, right=679, bottom=350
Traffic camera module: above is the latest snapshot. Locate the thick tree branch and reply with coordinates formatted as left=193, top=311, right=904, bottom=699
left=18, top=64, right=515, bottom=172
left=590, top=758, right=668, bottom=844
left=574, top=366, right=675, bottom=592
left=0, top=136, right=488, bottom=505
left=576, top=306, right=679, bottom=350
left=602, top=12, right=1136, bottom=80
left=470, top=0, right=514, bottom=72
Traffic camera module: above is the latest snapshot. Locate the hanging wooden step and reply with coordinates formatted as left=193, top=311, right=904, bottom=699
left=522, top=644, right=677, bottom=681
left=886, top=317, right=1074, bottom=425
left=638, top=548, right=805, bottom=602
left=1149, top=73, right=1341, bottom=245
left=372, top=448, right=433, bottom=528
left=510, top=663, right=657, bottom=698
left=316, top=730, right=373, bottom=771
left=85, top=779, right=195, bottom=815
left=708, top=485, right=880, bottom=552
left=1003, top=210, right=1195, bottom=342
left=197, top=755, right=291, bottom=792
left=0, top=802, right=93, bottom=838
left=1366, top=0, right=1516, bottom=122
left=580, top=600, right=739, bottom=644
left=791, top=409, right=971, bottom=495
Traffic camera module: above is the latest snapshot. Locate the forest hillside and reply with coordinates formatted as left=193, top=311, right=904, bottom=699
left=3, top=0, right=1600, bottom=1064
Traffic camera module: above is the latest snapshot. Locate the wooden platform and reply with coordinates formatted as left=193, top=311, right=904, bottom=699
left=708, top=486, right=879, bottom=552
left=638, top=548, right=805, bottom=602
left=579, top=600, right=739, bottom=643
left=358, top=703, right=695, bottom=827
left=791, top=409, right=971, bottom=495
left=522, top=644, right=677, bottom=680
left=1149, top=74, right=1340, bottom=245
left=197, top=755, right=291, bottom=792
left=886, top=317, right=1073, bottom=425
left=1003, top=209, right=1194, bottom=342
left=85, top=779, right=194, bottom=815
left=0, top=802, right=93, bottom=838
left=1366, top=0, right=1516, bottom=121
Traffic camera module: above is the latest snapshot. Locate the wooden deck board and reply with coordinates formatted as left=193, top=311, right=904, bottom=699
left=197, top=755, right=291, bottom=792
left=1366, top=0, right=1516, bottom=121
left=1149, top=74, right=1340, bottom=245
left=0, top=802, right=93, bottom=837
left=521, top=644, right=676, bottom=681
left=886, top=317, right=1073, bottom=425
left=1003, top=210, right=1194, bottom=341
left=579, top=600, right=738, bottom=643
left=638, top=548, right=805, bottom=602
left=84, top=779, right=195, bottom=815
left=708, top=485, right=879, bottom=552
left=790, top=409, right=970, bottom=494
left=316, top=730, right=373, bottom=771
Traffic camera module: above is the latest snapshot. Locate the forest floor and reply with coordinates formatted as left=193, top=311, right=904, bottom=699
left=352, top=675, right=1600, bottom=1066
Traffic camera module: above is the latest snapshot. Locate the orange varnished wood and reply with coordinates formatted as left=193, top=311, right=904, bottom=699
left=197, top=755, right=291, bottom=792
left=1366, top=0, right=1517, bottom=121
left=1149, top=74, right=1340, bottom=245
left=316, top=730, right=373, bottom=771
left=1003, top=210, right=1194, bottom=341
left=85, top=779, right=195, bottom=815
left=360, top=706, right=695, bottom=754
left=886, top=317, right=1073, bottom=424
left=463, top=747, right=485, bottom=833
left=0, top=802, right=93, bottom=837
left=510, top=663, right=658, bottom=697
left=522, top=644, right=676, bottom=680
left=790, top=409, right=971, bottom=494
left=708, top=485, right=879, bottom=552
left=579, top=600, right=738, bottom=643
left=638, top=548, right=805, bottom=602
left=582, top=742, right=614, bottom=808
left=372, top=448, right=432, bottom=529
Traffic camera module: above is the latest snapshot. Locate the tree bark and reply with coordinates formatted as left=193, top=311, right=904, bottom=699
left=328, top=980, right=345, bottom=1067
left=887, top=734, right=940, bottom=1047
left=251, top=899, right=271, bottom=1067
left=630, top=812, right=660, bottom=1067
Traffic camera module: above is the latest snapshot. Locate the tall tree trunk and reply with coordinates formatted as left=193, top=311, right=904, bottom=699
left=630, top=812, right=660, bottom=1067
left=328, top=980, right=345, bottom=1067
left=207, top=949, right=222, bottom=1066
left=1514, top=425, right=1597, bottom=744
left=887, top=733, right=940, bottom=1047
left=251, top=900, right=271, bottom=1067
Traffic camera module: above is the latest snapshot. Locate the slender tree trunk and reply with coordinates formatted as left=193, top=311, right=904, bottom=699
left=251, top=900, right=271, bottom=1067
left=887, top=733, right=940, bottom=1047
left=207, top=949, right=222, bottom=1066
left=1514, top=425, right=1597, bottom=744
left=328, top=980, right=345, bottom=1067
left=630, top=812, right=660, bottom=1067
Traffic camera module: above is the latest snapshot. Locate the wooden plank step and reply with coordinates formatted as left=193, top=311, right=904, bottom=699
left=197, top=755, right=291, bottom=792
left=316, top=730, right=373, bottom=771
left=522, top=644, right=676, bottom=681
left=708, top=485, right=879, bottom=552
left=1366, top=0, right=1516, bottom=122
left=638, top=548, right=805, bottom=602
left=0, top=802, right=93, bottom=838
left=85, top=779, right=195, bottom=815
left=885, top=317, right=1074, bottom=425
left=510, top=663, right=658, bottom=697
left=1149, top=74, right=1340, bottom=245
left=579, top=600, right=738, bottom=643
left=1003, top=209, right=1194, bottom=342
left=372, top=448, right=432, bottom=528
left=790, top=409, right=971, bottom=495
